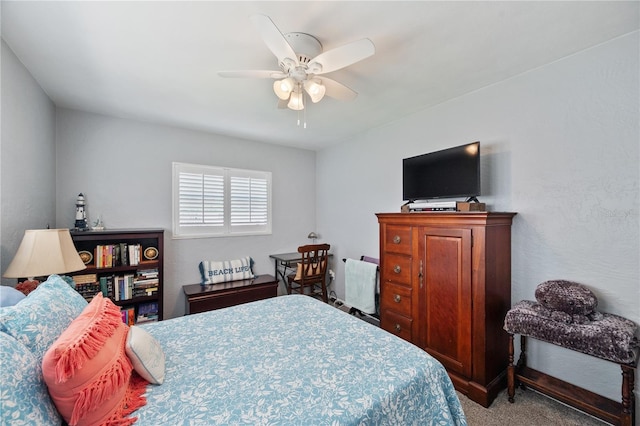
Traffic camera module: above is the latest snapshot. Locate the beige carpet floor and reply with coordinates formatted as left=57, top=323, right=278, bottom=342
left=458, top=388, right=606, bottom=425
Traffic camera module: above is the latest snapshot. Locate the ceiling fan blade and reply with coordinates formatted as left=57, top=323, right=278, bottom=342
left=249, top=14, right=299, bottom=67
left=310, top=38, right=375, bottom=75
left=318, top=77, right=358, bottom=101
left=218, top=70, right=286, bottom=79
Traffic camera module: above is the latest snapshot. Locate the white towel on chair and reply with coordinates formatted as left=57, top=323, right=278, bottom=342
left=345, top=259, right=378, bottom=314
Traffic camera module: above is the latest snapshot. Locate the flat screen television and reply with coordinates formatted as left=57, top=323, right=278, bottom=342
left=403, top=141, right=480, bottom=202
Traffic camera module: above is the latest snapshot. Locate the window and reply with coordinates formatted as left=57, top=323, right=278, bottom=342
left=172, top=162, right=271, bottom=238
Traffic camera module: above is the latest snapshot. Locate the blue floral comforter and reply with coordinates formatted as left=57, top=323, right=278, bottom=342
left=136, top=295, right=467, bottom=425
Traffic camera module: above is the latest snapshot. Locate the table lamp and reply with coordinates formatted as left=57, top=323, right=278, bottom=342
left=3, top=229, right=86, bottom=291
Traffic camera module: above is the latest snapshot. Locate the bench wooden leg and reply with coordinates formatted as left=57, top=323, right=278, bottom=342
left=517, top=335, right=527, bottom=390
left=621, top=364, right=635, bottom=426
left=508, top=334, right=530, bottom=402
left=508, top=334, right=515, bottom=403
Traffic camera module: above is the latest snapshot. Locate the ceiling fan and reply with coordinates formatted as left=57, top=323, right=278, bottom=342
left=218, top=14, right=375, bottom=112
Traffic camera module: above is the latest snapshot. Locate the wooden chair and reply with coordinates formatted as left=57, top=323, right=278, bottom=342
left=286, top=244, right=330, bottom=303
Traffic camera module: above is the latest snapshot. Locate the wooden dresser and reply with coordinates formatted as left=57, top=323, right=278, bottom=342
left=377, top=212, right=516, bottom=407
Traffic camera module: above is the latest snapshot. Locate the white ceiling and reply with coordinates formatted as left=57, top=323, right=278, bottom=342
left=2, top=1, right=638, bottom=150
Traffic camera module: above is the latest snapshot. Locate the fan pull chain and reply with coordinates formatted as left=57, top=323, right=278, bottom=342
left=294, top=90, right=307, bottom=129
left=302, top=90, right=307, bottom=129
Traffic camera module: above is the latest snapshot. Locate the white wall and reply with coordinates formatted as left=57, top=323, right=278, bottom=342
left=55, top=109, right=317, bottom=318
left=317, top=32, right=639, bottom=408
left=0, top=40, right=57, bottom=286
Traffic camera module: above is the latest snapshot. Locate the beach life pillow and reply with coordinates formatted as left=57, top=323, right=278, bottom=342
left=42, top=293, right=147, bottom=426
left=125, top=325, right=165, bottom=384
left=199, top=256, right=254, bottom=285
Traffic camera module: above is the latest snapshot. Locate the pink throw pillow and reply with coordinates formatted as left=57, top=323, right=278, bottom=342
left=42, top=293, right=148, bottom=426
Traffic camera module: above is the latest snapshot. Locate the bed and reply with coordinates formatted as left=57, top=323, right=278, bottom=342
left=0, top=275, right=467, bottom=426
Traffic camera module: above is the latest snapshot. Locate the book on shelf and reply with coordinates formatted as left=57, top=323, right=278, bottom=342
left=113, top=244, right=121, bottom=267
left=120, top=306, right=136, bottom=326
left=136, top=301, right=159, bottom=323
left=112, top=274, right=135, bottom=301
left=136, top=268, right=158, bottom=279
left=99, top=276, right=107, bottom=297
left=75, top=274, right=160, bottom=302
left=128, top=244, right=141, bottom=266
left=93, top=243, right=143, bottom=268
left=94, top=245, right=114, bottom=268
left=134, top=278, right=159, bottom=287
left=120, top=243, right=128, bottom=266
left=75, top=282, right=101, bottom=301
left=73, top=273, right=97, bottom=285
left=134, top=268, right=159, bottom=295
left=133, top=286, right=158, bottom=298
left=125, top=274, right=135, bottom=300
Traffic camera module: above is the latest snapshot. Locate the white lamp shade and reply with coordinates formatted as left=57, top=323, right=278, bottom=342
left=273, top=77, right=295, bottom=100
left=303, top=80, right=326, bottom=103
left=3, top=229, right=86, bottom=278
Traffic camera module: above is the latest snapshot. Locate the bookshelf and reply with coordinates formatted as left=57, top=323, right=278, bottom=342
left=69, top=229, right=164, bottom=324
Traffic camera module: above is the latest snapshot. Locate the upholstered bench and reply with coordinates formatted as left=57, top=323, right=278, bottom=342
left=504, top=280, right=638, bottom=426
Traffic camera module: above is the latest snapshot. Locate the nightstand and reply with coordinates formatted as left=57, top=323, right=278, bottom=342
left=183, top=274, right=278, bottom=315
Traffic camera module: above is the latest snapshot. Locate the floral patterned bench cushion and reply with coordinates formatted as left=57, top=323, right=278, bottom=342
left=504, top=300, right=638, bottom=364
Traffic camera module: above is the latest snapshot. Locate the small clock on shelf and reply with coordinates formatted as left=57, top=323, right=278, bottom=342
left=144, top=247, right=158, bottom=260
left=78, top=250, right=93, bottom=265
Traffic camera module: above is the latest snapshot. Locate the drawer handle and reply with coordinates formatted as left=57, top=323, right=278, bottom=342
left=394, top=294, right=401, bottom=303
left=393, top=265, right=401, bottom=274
left=393, top=235, right=401, bottom=244
left=395, top=323, right=402, bottom=332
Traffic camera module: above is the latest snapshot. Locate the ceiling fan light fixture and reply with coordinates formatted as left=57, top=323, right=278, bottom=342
left=273, top=77, right=295, bottom=100
left=221, top=14, right=375, bottom=119
left=304, top=79, right=326, bottom=103
left=287, top=89, right=304, bottom=111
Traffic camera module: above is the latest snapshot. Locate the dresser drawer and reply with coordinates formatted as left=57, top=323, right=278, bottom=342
left=381, top=309, right=413, bottom=342
left=380, top=282, right=412, bottom=317
left=384, top=225, right=412, bottom=255
left=382, top=253, right=412, bottom=285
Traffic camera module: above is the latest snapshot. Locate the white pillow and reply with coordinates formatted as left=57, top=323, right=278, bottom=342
left=125, top=326, right=165, bottom=384
left=199, top=256, right=254, bottom=285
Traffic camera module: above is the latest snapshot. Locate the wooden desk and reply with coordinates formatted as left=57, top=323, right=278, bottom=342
left=183, top=274, right=278, bottom=315
left=269, top=252, right=333, bottom=293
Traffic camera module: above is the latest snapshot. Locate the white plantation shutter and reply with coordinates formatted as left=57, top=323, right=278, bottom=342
left=230, top=175, right=268, bottom=226
left=178, top=172, right=224, bottom=227
left=173, top=163, right=271, bottom=238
